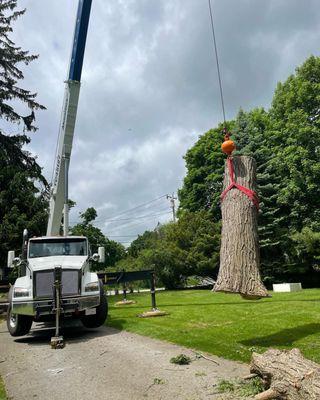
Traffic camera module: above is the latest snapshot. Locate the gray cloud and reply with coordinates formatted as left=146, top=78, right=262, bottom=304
left=3, top=0, right=320, bottom=243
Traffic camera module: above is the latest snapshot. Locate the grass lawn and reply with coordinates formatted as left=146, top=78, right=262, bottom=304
left=0, top=376, right=6, bottom=400
left=107, top=289, right=320, bottom=363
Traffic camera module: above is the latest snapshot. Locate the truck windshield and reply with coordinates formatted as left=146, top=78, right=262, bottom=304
left=29, top=238, right=87, bottom=258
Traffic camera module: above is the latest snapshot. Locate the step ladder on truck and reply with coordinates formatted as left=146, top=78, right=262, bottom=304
left=6, top=0, right=108, bottom=346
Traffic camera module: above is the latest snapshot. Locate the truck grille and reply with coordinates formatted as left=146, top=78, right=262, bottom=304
left=34, top=269, right=80, bottom=298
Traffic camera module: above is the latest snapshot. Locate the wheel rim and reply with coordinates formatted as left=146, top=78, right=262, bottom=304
left=9, top=310, right=17, bottom=329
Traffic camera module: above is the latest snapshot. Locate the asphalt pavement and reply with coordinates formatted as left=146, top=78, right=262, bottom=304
left=0, top=320, right=250, bottom=400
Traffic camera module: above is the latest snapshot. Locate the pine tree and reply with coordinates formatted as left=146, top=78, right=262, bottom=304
left=232, top=108, right=287, bottom=282
left=0, top=0, right=45, bottom=130
left=178, top=123, right=232, bottom=221
left=0, top=1, right=47, bottom=267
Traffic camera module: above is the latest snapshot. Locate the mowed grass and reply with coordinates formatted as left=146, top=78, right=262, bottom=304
left=0, top=376, right=6, bottom=400
left=107, top=289, right=320, bottom=363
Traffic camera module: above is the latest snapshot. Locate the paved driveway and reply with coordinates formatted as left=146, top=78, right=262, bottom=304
left=0, top=321, right=250, bottom=400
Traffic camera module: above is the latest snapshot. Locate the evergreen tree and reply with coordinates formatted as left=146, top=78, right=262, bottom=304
left=0, top=0, right=45, bottom=129
left=0, top=1, right=47, bottom=267
left=178, top=123, right=231, bottom=221
left=232, top=109, right=286, bottom=278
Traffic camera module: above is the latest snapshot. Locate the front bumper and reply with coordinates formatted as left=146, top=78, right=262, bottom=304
left=11, top=294, right=100, bottom=316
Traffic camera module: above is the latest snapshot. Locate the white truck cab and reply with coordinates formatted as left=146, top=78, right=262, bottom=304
left=7, top=235, right=107, bottom=336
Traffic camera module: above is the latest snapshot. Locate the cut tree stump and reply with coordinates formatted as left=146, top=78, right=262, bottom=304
left=214, top=155, right=268, bottom=299
left=251, top=348, right=320, bottom=399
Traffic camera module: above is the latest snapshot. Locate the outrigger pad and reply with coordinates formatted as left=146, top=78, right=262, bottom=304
left=51, top=336, right=65, bottom=349
left=138, top=309, right=168, bottom=318
left=115, top=300, right=136, bottom=306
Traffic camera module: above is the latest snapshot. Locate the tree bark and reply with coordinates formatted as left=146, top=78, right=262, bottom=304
left=251, top=348, right=320, bottom=399
left=214, top=155, right=268, bottom=299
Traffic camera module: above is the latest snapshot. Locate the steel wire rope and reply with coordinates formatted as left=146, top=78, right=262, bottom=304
left=208, top=0, right=227, bottom=128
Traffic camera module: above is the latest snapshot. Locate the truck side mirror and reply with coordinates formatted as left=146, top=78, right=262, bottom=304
left=98, top=247, right=105, bottom=264
left=90, top=253, right=100, bottom=262
left=13, top=257, right=22, bottom=267
left=7, top=250, right=15, bottom=268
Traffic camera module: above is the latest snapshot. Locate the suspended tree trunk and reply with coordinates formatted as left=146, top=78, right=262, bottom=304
left=251, top=348, right=320, bottom=400
left=214, top=155, right=268, bottom=299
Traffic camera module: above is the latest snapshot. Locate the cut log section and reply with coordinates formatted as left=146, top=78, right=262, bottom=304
left=251, top=348, right=320, bottom=399
left=214, top=155, right=269, bottom=299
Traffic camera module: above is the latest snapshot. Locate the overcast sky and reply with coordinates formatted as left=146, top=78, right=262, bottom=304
left=5, top=0, right=320, bottom=244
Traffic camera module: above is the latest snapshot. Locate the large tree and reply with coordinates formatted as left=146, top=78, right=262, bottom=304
left=0, top=1, right=47, bottom=267
left=269, top=55, right=320, bottom=233
left=178, top=56, right=320, bottom=285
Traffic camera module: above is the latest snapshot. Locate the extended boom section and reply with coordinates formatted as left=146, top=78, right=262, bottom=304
left=47, top=0, right=92, bottom=236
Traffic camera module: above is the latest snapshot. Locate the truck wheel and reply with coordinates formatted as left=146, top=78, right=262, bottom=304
left=81, top=281, right=108, bottom=328
left=6, top=302, right=33, bottom=337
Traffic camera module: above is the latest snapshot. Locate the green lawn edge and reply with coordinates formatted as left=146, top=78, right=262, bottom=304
left=0, top=376, right=7, bottom=400
left=106, top=289, right=320, bottom=364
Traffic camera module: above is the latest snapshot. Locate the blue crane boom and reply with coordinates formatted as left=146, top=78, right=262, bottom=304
left=47, top=0, right=92, bottom=236
left=68, top=0, right=92, bottom=81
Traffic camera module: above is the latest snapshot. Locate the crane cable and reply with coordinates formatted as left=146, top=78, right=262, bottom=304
left=209, top=3, right=259, bottom=210
left=208, top=0, right=227, bottom=132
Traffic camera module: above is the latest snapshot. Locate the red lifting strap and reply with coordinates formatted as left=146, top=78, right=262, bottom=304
left=221, top=157, right=259, bottom=210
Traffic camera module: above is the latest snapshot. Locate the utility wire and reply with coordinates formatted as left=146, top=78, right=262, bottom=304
left=208, top=0, right=226, bottom=127
left=108, top=235, right=139, bottom=238
left=70, top=195, right=169, bottom=225
left=105, top=213, right=169, bottom=234
left=100, top=195, right=167, bottom=221
left=103, top=211, right=172, bottom=230
left=103, top=208, right=170, bottom=223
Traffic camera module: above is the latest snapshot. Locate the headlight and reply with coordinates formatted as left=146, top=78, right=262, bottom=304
left=14, top=288, right=30, bottom=298
left=85, top=282, right=99, bottom=292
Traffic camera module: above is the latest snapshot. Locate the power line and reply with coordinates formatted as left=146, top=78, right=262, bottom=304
left=99, top=194, right=167, bottom=221
left=102, top=209, right=170, bottom=223
left=107, top=235, right=139, bottom=238
left=103, top=211, right=172, bottom=231
left=69, top=194, right=168, bottom=225
left=104, top=213, right=170, bottom=234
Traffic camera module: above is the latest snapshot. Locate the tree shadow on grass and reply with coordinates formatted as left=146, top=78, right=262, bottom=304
left=240, top=323, right=320, bottom=347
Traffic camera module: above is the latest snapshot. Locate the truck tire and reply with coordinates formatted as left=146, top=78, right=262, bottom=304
left=6, top=289, right=33, bottom=337
left=81, top=281, right=108, bottom=328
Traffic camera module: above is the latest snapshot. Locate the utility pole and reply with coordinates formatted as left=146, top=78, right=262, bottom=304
left=166, top=193, right=177, bottom=222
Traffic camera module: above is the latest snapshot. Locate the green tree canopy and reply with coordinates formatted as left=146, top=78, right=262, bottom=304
left=121, top=211, right=220, bottom=289
left=0, top=0, right=45, bottom=129
left=178, top=55, right=320, bottom=285
left=0, top=1, right=47, bottom=266
left=71, top=207, right=126, bottom=270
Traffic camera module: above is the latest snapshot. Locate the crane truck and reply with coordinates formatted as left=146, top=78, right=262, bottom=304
left=6, top=0, right=108, bottom=341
